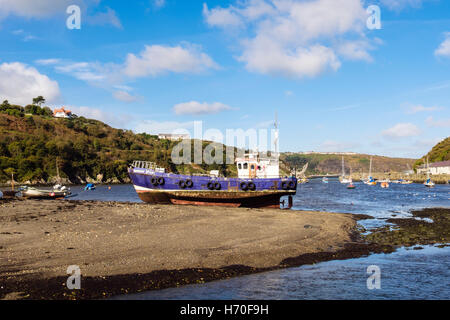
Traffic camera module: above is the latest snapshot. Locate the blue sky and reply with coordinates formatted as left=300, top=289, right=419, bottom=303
left=1, top=0, right=449, bottom=158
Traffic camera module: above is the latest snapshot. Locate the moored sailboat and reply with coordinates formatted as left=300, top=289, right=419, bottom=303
left=424, top=157, right=435, bottom=188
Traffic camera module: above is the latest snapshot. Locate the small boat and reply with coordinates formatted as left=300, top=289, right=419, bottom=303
left=84, top=183, right=96, bottom=191
left=424, top=178, right=435, bottom=188
left=424, top=157, right=435, bottom=188
left=380, top=182, right=389, bottom=188
left=322, top=177, right=328, bottom=183
left=363, top=157, right=377, bottom=185
left=20, top=186, right=71, bottom=199
left=347, top=183, right=356, bottom=189
left=339, top=156, right=352, bottom=184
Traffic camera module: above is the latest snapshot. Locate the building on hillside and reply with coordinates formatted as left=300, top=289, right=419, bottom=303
left=53, top=107, right=72, bottom=119
left=158, top=133, right=190, bottom=141
left=417, top=160, right=450, bottom=175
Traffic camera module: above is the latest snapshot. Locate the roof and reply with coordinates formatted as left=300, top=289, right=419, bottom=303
left=53, top=107, right=72, bottom=115
left=429, top=160, right=450, bottom=168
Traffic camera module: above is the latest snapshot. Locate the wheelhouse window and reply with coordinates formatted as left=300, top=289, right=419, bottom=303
left=250, top=164, right=255, bottom=170
left=243, top=163, right=248, bottom=169
left=238, top=163, right=242, bottom=169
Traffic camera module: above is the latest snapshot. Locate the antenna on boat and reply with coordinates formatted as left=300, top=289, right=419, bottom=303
left=273, top=111, right=279, bottom=160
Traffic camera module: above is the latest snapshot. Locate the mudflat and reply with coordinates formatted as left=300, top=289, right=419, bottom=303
left=0, top=199, right=358, bottom=299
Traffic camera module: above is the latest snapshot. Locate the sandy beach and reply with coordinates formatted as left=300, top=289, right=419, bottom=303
left=0, top=199, right=373, bottom=299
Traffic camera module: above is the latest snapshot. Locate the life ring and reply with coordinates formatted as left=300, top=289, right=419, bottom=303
left=151, top=177, right=158, bottom=186
left=185, top=179, right=193, bottom=188
left=240, top=182, right=248, bottom=191
left=207, top=182, right=215, bottom=190
left=248, top=182, right=256, bottom=191
left=288, top=181, right=296, bottom=189
left=214, top=182, right=221, bottom=190
left=157, top=177, right=165, bottom=186
left=178, top=180, right=186, bottom=189
left=281, top=181, right=289, bottom=190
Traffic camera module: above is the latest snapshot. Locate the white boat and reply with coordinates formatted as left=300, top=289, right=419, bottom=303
left=20, top=186, right=71, bottom=199
left=339, top=156, right=352, bottom=184
left=363, top=156, right=377, bottom=185
left=322, top=177, right=329, bottom=183
left=423, top=157, right=435, bottom=188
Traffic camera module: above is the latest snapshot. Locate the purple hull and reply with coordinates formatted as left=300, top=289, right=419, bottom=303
left=128, top=167, right=297, bottom=208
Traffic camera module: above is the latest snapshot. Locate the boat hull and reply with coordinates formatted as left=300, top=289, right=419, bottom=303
left=129, top=168, right=297, bottom=209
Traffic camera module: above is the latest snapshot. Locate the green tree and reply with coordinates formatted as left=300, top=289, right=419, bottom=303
left=32, top=96, right=45, bottom=106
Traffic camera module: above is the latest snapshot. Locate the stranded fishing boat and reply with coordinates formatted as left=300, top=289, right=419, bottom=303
left=129, top=151, right=297, bottom=209
left=19, top=185, right=71, bottom=199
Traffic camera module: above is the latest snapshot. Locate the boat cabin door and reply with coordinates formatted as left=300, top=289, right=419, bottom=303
left=249, top=163, right=257, bottom=179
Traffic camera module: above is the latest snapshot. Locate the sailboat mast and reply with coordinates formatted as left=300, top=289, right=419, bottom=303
left=272, top=111, right=279, bottom=161
left=342, top=156, right=345, bottom=176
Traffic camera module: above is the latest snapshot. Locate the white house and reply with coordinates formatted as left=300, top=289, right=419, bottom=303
left=417, top=160, right=450, bottom=175
left=53, top=107, right=73, bottom=119
left=158, top=133, right=190, bottom=141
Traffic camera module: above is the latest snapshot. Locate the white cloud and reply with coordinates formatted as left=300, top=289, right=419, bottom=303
left=382, top=123, right=421, bottom=138
left=337, top=40, right=373, bottom=62
left=204, top=0, right=373, bottom=78
left=203, top=3, right=243, bottom=28
left=425, top=116, right=450, bottom=128
left=153, top=0, right=166, bottom=9
left=113, top=90, right=138, bottom=102
left=123, top=44, right=218, bottom=78
left=435, top=33, right=450, bottom=58
left=86, top=7, right=122, bottom=29
left=0, top=1, right=122, bottom=28
left=135, top=120, right=194, bottom=135
left=35, top=58, right=61, bottom=65
left=405, top=104, right=443, bottom=114
left=0, top=0, right=77, bottom=19
left=173, top=101, right=233, bottom=115
left=0, top=62, right=60, bottom=105
left=240, top=40, right=341, bottom=78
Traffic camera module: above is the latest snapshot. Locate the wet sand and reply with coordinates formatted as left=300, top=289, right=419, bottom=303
left=0, top=199, right=374, bottom=299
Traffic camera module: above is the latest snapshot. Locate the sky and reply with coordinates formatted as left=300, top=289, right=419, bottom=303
left=0, top=0, right=449, bottom=159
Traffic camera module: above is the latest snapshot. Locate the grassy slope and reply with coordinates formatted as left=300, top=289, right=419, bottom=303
left=0, top=113, right=233, bottom=184
left=281, top=153, right=416, bottom=176
left=414, top=137, right=450, bottom=169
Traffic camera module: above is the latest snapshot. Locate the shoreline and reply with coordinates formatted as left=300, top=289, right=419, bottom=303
left=0, top=199, right=447, bottom=300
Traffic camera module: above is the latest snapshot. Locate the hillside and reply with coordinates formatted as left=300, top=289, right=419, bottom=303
left=414, top=137, right=450, bottom=169
left=0, top=102, right=234, bottom=184
left=281, top=153, right=416, bottom=176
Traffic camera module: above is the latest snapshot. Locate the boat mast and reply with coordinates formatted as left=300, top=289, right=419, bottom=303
left=342, top=156, right=345, bottom=177
left=56, top=158, right=61, bottom=184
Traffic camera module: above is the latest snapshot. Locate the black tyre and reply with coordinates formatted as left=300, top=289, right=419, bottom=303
left=151, top=177, right=158, bottom=186
left=248, top=182, right=256, bottom=191
left=214, top=182, right=221, bottom=190
left=240, top=182, right=248, bottom=191
left=207, top=182, right=215, bottom=190
left=288, top=181, right=296, bottom=189
left=281, top=181, right=289, bottom=190
left=157, top=177, right=165, bottom=186
left=178, top=180, right=186, bottom=189
left=185, top=179, right=193, bottom=188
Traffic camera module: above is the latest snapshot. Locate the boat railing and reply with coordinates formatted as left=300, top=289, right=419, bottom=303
left=132, top=161, right=158, bottom=170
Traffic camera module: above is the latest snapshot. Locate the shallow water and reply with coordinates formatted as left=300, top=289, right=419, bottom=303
left=69, top=180, right=450, bottom=300
left=115, top=245, right=450, bottom=300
